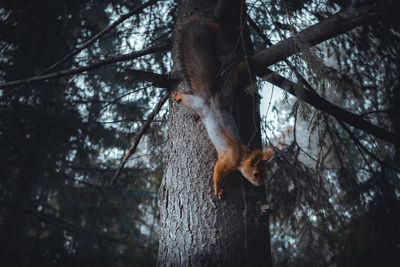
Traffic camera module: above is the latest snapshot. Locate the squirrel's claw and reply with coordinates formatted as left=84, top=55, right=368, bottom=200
left=171, top=92, right=182, bottom=103
left=216, top=188, right=224, bottom=199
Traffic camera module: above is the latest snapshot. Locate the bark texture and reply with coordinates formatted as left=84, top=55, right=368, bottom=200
left=157, top=1, right=271, bottom=266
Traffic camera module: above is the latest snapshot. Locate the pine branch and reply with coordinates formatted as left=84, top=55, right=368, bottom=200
left=247, top=3, right=398, bottom=144
left=110, top=92, right=170, bottom=186
left=339, top=121, right=400, bottom=172
left=30, top=209, right=128, bottom=244
left=249, top=2, right=389, bottom=75
left=0, top=200, right=128, bottom=244
left=248, top=15, right=316, bottom=92
left=0, top=41, right=170, bottom=90
left=40, top=0, right=160, bottom=75
left=264, top=71, right=399, bottom=145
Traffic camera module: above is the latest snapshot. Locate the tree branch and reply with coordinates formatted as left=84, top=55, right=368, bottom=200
left=339, top=121, right=400, bottom=172
left=264, top=71, right=399, bottom=144
left=0, top=200, right=128, bottom=244
left=125, top=68, right=174, bottom=88
left=30, top=208, right=128, bottom=244
left=0, top=41, right=170, bottom=90
left=249, top=2, right=388, bottom=75
left=110, top=92, right=170, bottom=186
left=247, top=3, right=398, bottom=144
left=40, top=0, right=159, bottom=75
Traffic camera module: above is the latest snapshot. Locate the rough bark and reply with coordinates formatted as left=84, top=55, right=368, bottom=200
left=157, top=1, right=271, bottom=266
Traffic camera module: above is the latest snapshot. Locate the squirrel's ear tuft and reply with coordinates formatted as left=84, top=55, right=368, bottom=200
left=262, top=149, right=274, bottom=161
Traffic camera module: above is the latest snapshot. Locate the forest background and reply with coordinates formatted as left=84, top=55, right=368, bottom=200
left=0, top=0, right=399, bottom=266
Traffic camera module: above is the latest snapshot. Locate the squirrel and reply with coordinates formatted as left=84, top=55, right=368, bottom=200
left=172, top=16, right=274, bottom=199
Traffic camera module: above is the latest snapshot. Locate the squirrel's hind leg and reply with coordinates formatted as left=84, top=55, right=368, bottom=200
left=171, top=92, right=208, bottom=116
left=171, top=92, right=184, bottom=103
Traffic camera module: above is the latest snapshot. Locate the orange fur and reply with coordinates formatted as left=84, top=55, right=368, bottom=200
left=213, top=145, right=273, bottom=199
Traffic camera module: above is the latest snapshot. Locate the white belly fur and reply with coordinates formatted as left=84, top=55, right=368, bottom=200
left=182, top=94, right=240, bottom=153
left=202, top=108, right=239, bottom=153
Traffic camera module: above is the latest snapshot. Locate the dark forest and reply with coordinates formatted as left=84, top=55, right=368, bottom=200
left=0, top=0, right=399, bottom=266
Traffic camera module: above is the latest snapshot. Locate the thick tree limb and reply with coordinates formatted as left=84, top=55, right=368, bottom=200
left=265, top=71, right=399, bottom=144
left=41, top=0, right=159, bottom=75
left=249, top=2, right=387, bottom=75
left=125, top=68, right=174, bottom=88
left=110, top=92, right=169, bottom=186
left=0, top=41, right=170, bottom=90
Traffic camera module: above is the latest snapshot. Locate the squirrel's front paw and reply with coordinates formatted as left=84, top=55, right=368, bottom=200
left=171, top=92, right=182, bottom=103
left=215, top=188, right=224, bottom=200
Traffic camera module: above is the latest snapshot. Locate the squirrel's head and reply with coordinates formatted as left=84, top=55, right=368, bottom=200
left=240, top=148, right=274, bottom=186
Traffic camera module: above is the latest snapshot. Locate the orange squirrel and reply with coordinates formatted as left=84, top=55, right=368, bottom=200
left=172, top=16, right=273, bottom=199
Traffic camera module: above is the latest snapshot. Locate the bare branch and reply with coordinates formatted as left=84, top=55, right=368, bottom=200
left=40, top=0, right=160, bottom=75
left=0, top=41, right=170, bottom=90
left=247, top=16, right=272, bottom=47
left=110, top=92, right=170, bottom=186
left=98, top=119, right=167, bottom=124
left=125, top=68, right=174, bottom=88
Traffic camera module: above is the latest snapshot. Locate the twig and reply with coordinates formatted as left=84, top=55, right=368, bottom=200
left=98, top=119, right=167, bottom=124
left=110, top=92, right=169, bottom=186
left=361, top=108, right=393, bottom=117
left=339, top=121, right=400, bottom=173
left=247, top=16, right=272, bottom=46
left=249, top=15, right=321, bottom=93
left=0, top=41, right=170, bottom=90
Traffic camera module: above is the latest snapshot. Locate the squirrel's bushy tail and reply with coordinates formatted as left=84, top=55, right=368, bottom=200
left=179, top=17, right=220, bottom=98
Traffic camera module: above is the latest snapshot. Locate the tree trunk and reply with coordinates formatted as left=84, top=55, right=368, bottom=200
left=157, top=1, right=272, bottom=266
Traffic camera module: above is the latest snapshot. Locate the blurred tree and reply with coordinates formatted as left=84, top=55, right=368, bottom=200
left=0, top=0, right=172, bottom=266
